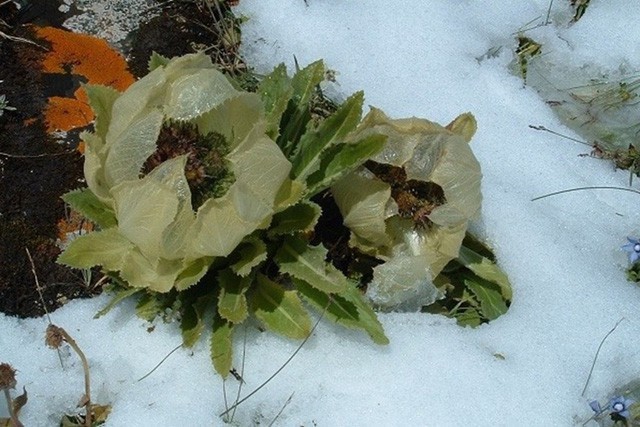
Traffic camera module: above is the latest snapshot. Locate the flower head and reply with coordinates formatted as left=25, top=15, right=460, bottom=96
left=622, top=237, right=640, bottom=263
left=0, top=363, right=17, bottom=389
left=609, top=395, right=634, bottom=418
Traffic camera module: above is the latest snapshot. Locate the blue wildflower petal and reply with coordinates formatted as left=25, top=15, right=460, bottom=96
left=609, top=395, right=635, bottom=419
left=622, top=237, right=640, bottom=263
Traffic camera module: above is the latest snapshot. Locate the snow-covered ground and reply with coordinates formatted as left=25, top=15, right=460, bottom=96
left=3, top=1, right=640, bottom=425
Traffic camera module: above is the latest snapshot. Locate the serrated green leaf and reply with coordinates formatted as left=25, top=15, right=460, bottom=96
left=277, top=60, right=325, bottom=156
left=293, top=278, right=388, bottom=345
left=268, top=201, right=321, bottom=237
left=291, top=91, right=364, bottom=181
left=290, top=60, right=325, bottom=108
left=148, top=51, right=170, bottom=72
left=275, top=236, right=347, bottom=294
left=57, top=228, right=134, bottom=271
left=94, top=287, right=141, bottom=318
left=62, top=188, right=117, bottom=229
left=258, top=63, right=293, bottom=139
left=306, top=133, right=387, bottom=196
left=211, top=315, right=234, bottom=378
left=181, top=294, right=213, bottom=347
left=465, top=278, right=508, bottom=321
left=454, top=306, right=483, bottom=327
left=175, top=257, right=214, bottom=291
left=230, top=239, right=267, bottom=277
left=84, top=84, right=120, bottom=139
left=457, top=245, right=512, bottom=301
left=251, top=274, right=312, bottom=339
left=135, top=292, right=176, bottom=322
left=217, top=269, right=251, bottom=324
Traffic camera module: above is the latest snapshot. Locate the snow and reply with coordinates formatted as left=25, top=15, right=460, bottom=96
left=3, top=0, right=640, bottom=425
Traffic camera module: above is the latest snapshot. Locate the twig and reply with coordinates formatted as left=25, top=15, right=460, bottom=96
left=532, top=186, right=640, bottom=201
left=0, top=30, right=48, bottom=50
left=544, top=0, right=554, bottom=25
left=25, top=248, right=64, bottom=368
left=268, top=392, right=295, bottom=427
left=581, top=318, right=625, bottom=396
left=219, top=305, right=328, bottom=418
left=137, top=344, right=184, bottom=382
left=529, top=124, right=591, bottom=146
left=0, top=151, right=75, bottom=158
left=46, top=325, right=92, bottom=427
left=231, top=325, right=248, bottom=421
left=2, top=388, right=24, bottom=427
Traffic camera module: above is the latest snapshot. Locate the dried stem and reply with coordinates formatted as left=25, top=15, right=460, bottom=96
left=25, top=248, right=64, bottom=367
left=59, top=327, right=92, bottom=427
left=3, top=388, right=23, bottom=427
left=219, top=303, right=329, bottom=418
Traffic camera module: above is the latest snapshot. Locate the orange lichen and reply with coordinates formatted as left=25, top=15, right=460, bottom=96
left=44, top=96, right=94, bottom=133
left=32, top=26, right=134, bottom=133
left=34, top=26, right=134, bottom=90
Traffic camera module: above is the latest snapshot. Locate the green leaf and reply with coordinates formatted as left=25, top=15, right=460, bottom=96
left=457, top=245, right=512, bottom=301
left=148, top=51, right=170, bottom=72
left=277, top=60, right=325, bottom=156
left=268, top=201, right=321, bottom=237
left=291, top=91, right=364, bottom=182
left=211, top=315, right=234, bottom=378
left=251, top=274, right=312, bottom=339
left=454, top=306, right=483, bottom=327
left=62, top=188, right=117, bottom=229
left=217, top=269, right=252, bottom=324
left=293, top=278, right=389, bottom=345
left=258, top=63, right=293, bottom=139
left=275, top=236, right=347, bottom=294
left=290, top=60, right=325, bottom=108
left=306, top=133, right=387, bottom=196
left=94, top=286, right=141, bottom=318
left=135, top=292, right=177, bottom=322
left=465, top=278, right=508, bottom=321
left=175, top=257, right=214, bottom=291
left=84, top=84, right=120, bottom=139
left=181, top=294, right=213, bottom=348
left=230, top=238, right=267, bottom=277
left=57, top=228, right=134, bottom=271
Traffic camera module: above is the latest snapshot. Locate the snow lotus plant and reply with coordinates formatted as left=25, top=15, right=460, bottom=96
left=58, top=53, right=390, bottom=376
left=59, top=53, right=292, bottom=293
left=57, top=52, right=509, bottom=376
left=331, top=109, right=482, bottom=311
left=331, top=109, right=512, bottom=320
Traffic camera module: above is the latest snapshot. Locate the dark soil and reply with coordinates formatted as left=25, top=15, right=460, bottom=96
left=125, top=0, right=244, bottom=78
left=0, top=25, right=99, bottom=318
left=0, top=0, right=247, bottom=318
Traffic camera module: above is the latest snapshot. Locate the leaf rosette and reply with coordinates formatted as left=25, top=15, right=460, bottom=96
left=331, top=108, right=482, bottom=311
left=59, top=53, right=292, bottom=292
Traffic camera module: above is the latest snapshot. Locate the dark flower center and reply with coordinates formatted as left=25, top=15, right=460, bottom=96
left=141, top=121, right=235, bottom=209
left=364, top=160, right=446, bottom=228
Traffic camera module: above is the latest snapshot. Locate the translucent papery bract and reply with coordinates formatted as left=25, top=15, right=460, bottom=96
left=405, top=132, right=482, bottom=227
left=85, top=53, right=240, bottom=205
left=69, top=53, right=296, bottom=293
left=188, top=122, right=292, bottom=258
left=331, top=169, right=392, bottom=247
left=332, top=109, right=481, bottom=310
left=366, top=252, right=441, bottom=312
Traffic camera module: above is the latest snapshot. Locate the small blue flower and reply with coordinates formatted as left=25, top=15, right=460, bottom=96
left=609, top=395, right=634, bottom=419
left=622, top=237, right=640, bottom=263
